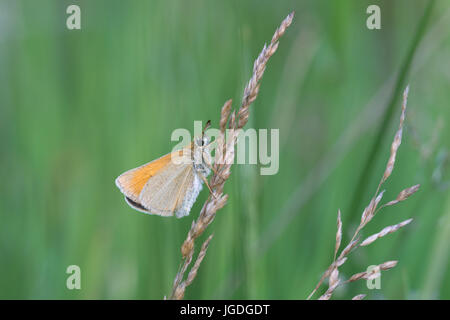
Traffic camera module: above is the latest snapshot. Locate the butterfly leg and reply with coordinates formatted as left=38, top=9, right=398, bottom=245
left=198, top=172, right=217, bottom=199
left=202, top=151, right=228, bottom=181
left=203, top=155, right=217, bottom=175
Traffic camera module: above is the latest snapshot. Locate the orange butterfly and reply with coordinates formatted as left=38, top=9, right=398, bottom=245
left=115, top=121, right=214, bottom=218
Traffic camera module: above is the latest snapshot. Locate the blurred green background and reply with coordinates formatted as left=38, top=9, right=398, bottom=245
left=1, top=0, right=449, bottom=299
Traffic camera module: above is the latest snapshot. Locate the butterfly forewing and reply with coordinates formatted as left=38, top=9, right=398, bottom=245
left=116, top=146, right=195, bottom=216
left=115, top=152, right=173, bottom=202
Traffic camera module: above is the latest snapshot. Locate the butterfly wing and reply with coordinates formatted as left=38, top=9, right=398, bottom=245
left=138, top=163, right=194, bottom=217
left=115, top=152, right=173, bottom=203
left=116, top=147, right=196, bottom=217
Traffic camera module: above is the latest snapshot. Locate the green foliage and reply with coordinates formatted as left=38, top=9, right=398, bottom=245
left=0, top=0, right=449, bottom=299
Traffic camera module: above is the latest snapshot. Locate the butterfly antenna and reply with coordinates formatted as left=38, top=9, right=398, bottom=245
left=202, top=120, right=211, bottom=139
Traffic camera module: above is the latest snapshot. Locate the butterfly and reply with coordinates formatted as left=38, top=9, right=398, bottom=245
left=115, top=121, right=214, bottom=218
